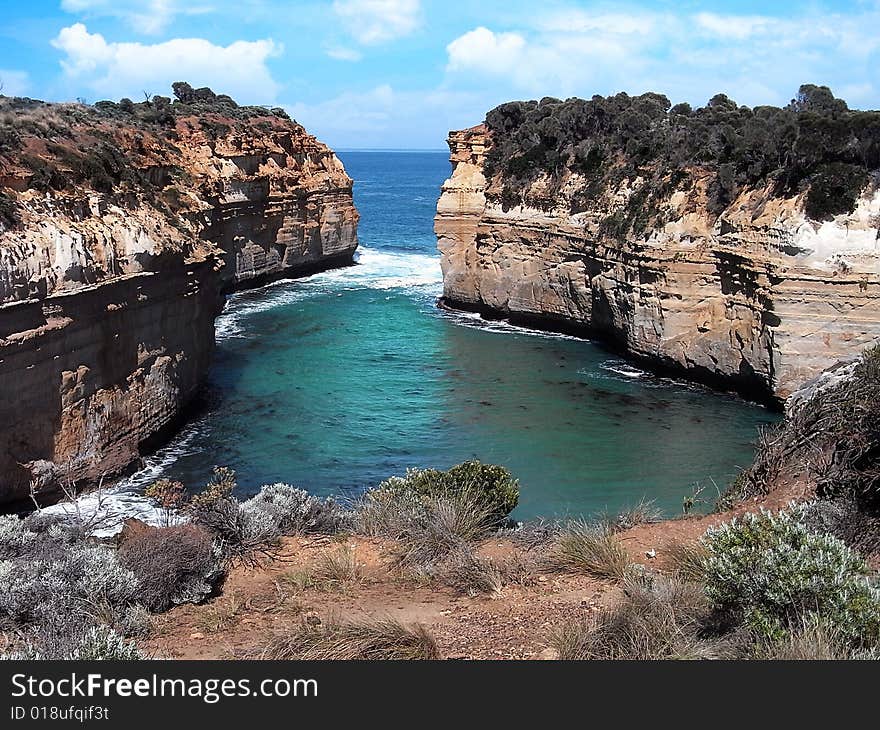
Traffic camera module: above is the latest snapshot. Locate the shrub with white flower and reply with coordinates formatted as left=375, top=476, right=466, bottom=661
left=702, top=508, right=880, bottom=646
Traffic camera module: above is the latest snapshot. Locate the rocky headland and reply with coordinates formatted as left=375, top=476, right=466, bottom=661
left=435, top=86, right=880, bottom=404
left=0, top=85, right=358, bottom=506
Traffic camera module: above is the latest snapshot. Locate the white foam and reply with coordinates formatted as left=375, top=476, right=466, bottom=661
left=38, top=488, right=187, bottom=539
left=599, top=361, right=647, bottom=379
left=217, top=246, right=443, bottom=340
left=438, top=307, right=585, bottom=341
left=36, top=425, right=206, bottom=538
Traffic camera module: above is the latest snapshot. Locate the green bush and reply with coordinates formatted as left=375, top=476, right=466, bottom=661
left=702, top=508, right=880, bottom=646
left=485, top=84, right=879, bottom=222
left=375, top=461, right=519, bottom=522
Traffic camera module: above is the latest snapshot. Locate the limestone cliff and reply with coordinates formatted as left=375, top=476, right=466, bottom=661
left=0, top=89, right=358, bottom=505
left=435, top=92, right=880, bottom=404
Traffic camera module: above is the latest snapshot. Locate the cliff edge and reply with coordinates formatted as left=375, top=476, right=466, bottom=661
left=0, top=85, right=358, bottom=505
left=435, top=86, right=880, bottom=403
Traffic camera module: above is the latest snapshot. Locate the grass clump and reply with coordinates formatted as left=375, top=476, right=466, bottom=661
left=549, top=574, right=726, bottom=660
left=755, top=615, right=880, bottom=660
left=261, top=617, right=440, bottom=660
left=313, top=544, right=364, bottom=590
left=611, top=498, right=664, bottom=531
left=358, top=464, right=506, bottom=577
left=666, top=540, right=709, bottom=583
left=548, top=520, right=631, bottom=581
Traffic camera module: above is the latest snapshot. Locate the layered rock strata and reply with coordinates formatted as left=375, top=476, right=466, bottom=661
left=0, top=97, right=358, bottom=504
left=435, top=125, right=880, bottom=403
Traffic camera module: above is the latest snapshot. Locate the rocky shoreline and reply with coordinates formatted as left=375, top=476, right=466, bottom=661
left=0, top=90, right=359, bottom=506
left=434, top=97, right=880, bottom=406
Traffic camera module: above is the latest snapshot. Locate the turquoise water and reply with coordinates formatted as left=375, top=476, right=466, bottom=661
left=129, top=150, right=777, bottom=520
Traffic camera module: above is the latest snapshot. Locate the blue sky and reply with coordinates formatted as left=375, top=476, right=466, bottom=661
left=1, top=1, right=878, bottom=148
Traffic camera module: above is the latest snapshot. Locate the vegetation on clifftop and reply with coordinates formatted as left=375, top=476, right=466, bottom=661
left=484, top=84, right=880, bottom=224
left=0, top=83, right=300, bottom=228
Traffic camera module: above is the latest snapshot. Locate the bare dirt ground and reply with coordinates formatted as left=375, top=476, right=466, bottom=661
left=144, top=480, right=810, bottom=660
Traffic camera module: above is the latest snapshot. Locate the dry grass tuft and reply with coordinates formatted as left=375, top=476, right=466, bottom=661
left=261, top=617, right=440, bottom=660
left=612, top=498, right=664, bottom=531
left=433, top=547, right=505, bottom=597
left=315, top=544, right=363, bottom=585
left=548, top=520, right=631, bottom=581
left=282, top=545, right=364, bottom=593
left=756, top=616, right=880, bottom=660
left=666, top=540, right=709, bottom=583
left=548, top=574, right=728, bottom=660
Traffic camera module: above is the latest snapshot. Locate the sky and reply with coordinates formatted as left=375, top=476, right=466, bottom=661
left=0, top=1, right=878, bottom=149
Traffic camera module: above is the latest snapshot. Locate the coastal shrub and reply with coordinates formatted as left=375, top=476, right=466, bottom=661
left=793, top=498, right=880, bottom=557
left=189, top=471, right=347, bottom=562
left=188, top=469, right=280, bottom=563
left=192, top=497, right=281, bottom=563
left=0, top=512, right=156, bottom=658
left=0, top=541, right=138, bottom=627
left=549, top=574, right=727, bottom=660
left=3, top=625, right=147, bottom=661
left=702, top=508, right=880, bottom=646
left=241, top=483, right=348, bottom=535
left=261, top=617, right=440, bottom=660
left=118, top=522, right=223, bottom=612
left=0, top=514, right=39, bottom=559
left=189, top=466, right=236, bottom=510
left=63, top=625, right=148, bottom=660
left=548, top=520, right=631, bottom=581
left=371, top=461, right=519, bottom=525
left=144, top=479, right=188, bottom=526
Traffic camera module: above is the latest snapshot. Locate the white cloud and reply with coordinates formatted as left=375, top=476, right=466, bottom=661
left=694, top=12, right=773, bottom=40
left=52, top=23, right=282, bottom=103
left=0, top=70, right=30, bottom=97
left=326, top=46, right=363, bottom=62
left=443, top=7, right=880, bottom=107
left=61, top=0, right=213, bottom=35
left=446, top=27, right=526, bottom=76
left=444, top=19, right=657, bottom=97
left=332, top=0, right=421, bottom=45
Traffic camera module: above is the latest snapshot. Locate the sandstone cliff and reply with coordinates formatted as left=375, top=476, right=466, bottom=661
left=435, top=91, right=880, bottom=403
left=0, top=89, right=358, bottom=505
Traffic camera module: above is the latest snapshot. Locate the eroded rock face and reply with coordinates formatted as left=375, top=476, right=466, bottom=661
left=0, top=101, right=358, bottom=505
left=435, top=126, right=880, bottom=403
